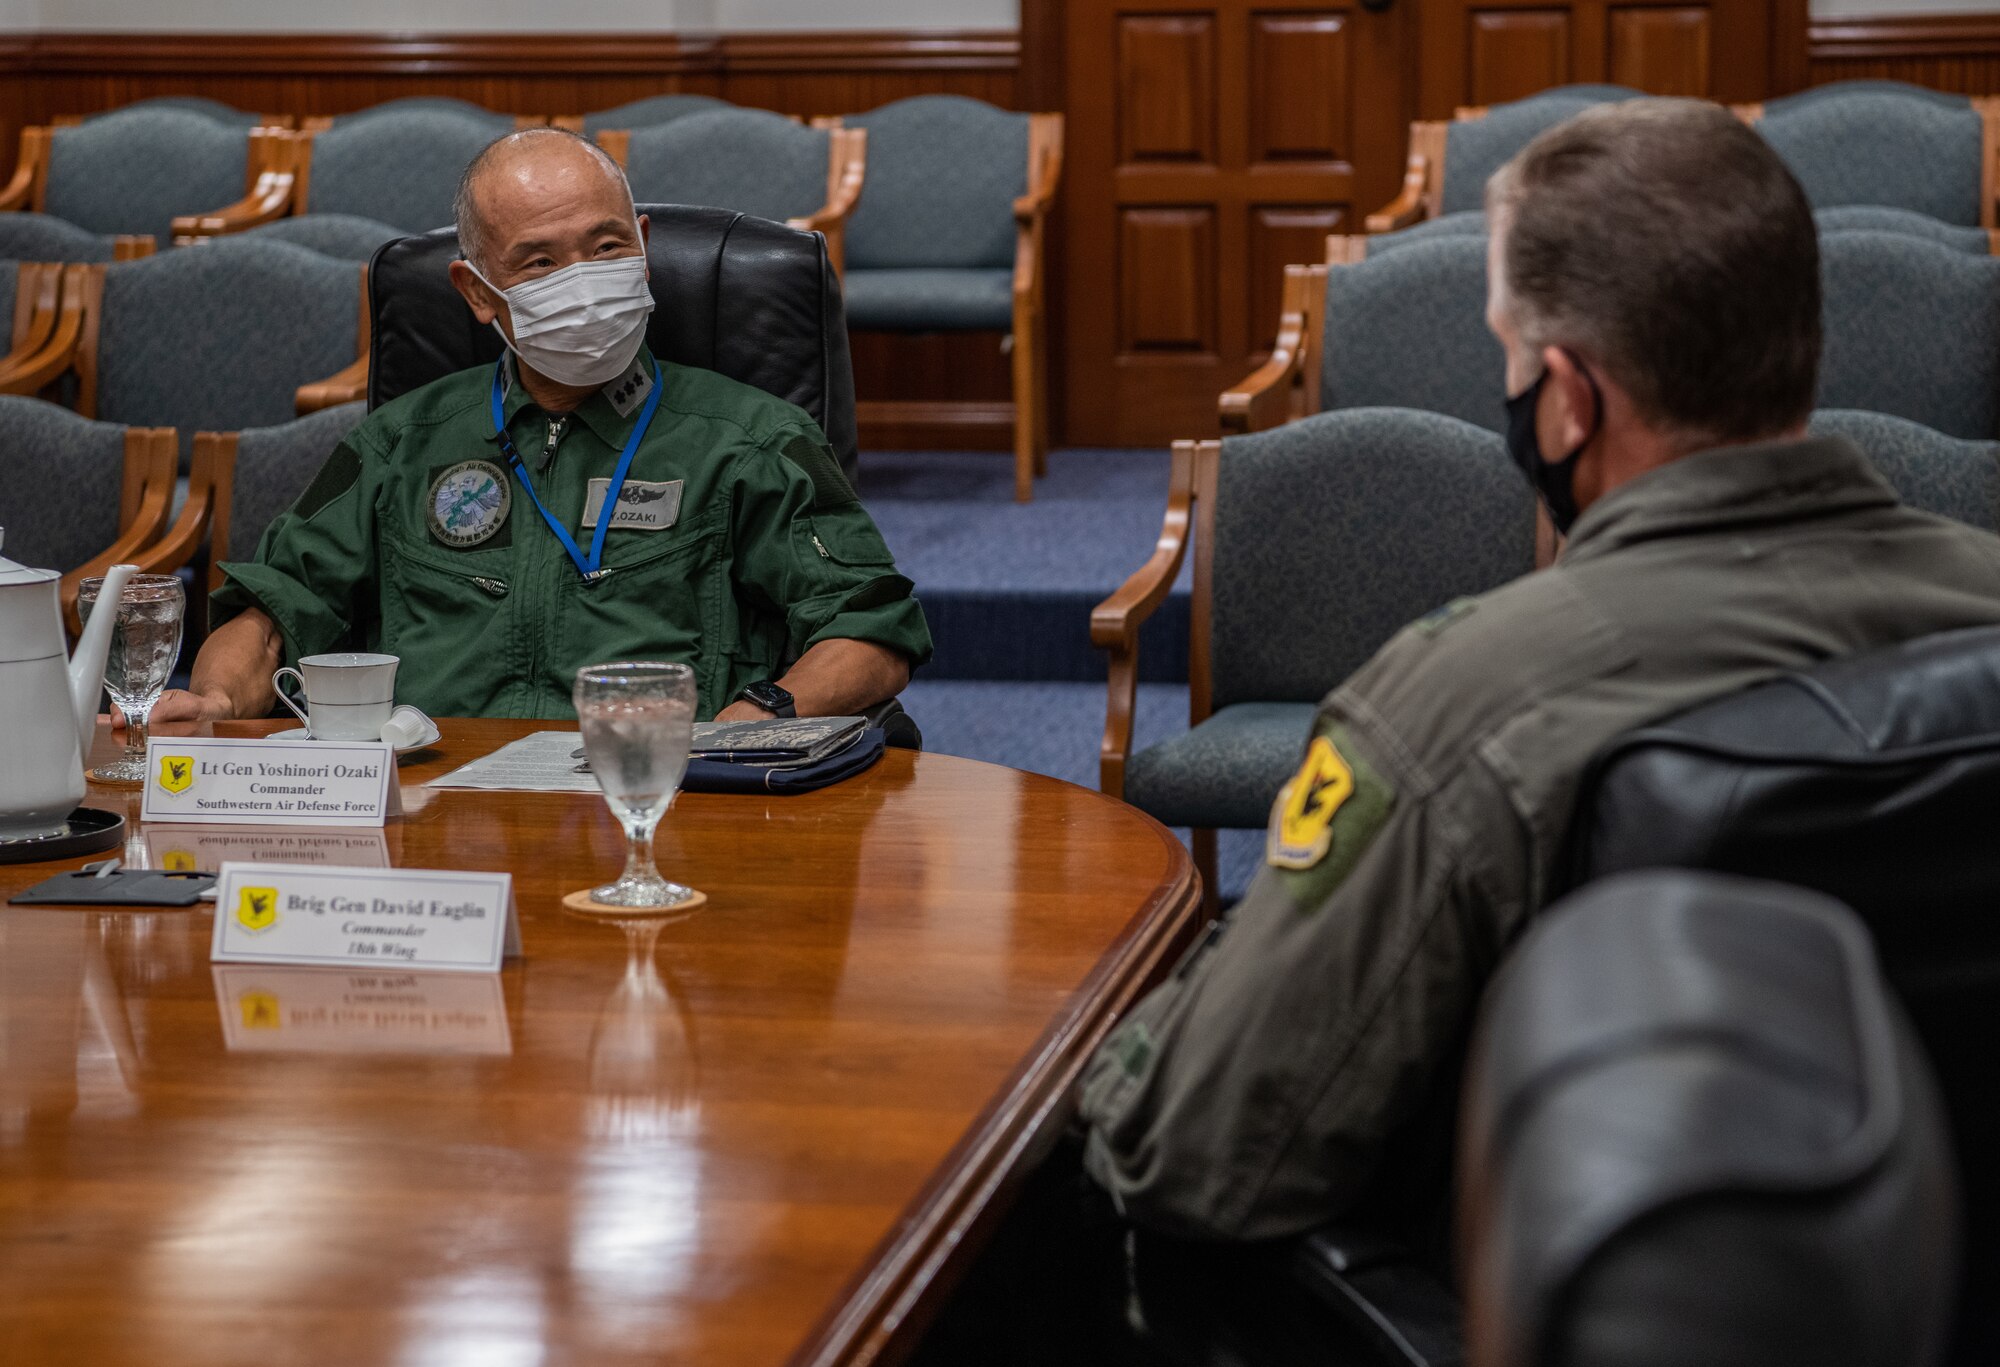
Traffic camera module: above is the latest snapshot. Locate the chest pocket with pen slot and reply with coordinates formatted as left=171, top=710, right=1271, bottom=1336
left=381, top=542, right=513, bottom=657
left=555, top=513, right=721, bottom=664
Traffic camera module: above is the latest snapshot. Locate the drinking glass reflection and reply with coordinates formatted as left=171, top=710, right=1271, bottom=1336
left=573, top=661, right=696, bottom=908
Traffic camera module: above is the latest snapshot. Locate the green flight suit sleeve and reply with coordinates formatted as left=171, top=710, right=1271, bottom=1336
left=1077, top=708, right=1526, bottom=1242
left=209, top=434, right=381, bottom=670
left=730, top=421, right=933, bottom=666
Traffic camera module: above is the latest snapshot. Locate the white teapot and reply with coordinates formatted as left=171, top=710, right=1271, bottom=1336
left=0, top=534, right=134, bottom=840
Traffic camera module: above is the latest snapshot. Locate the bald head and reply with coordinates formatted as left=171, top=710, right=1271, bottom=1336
left=453, top=127, right=635, bottom=276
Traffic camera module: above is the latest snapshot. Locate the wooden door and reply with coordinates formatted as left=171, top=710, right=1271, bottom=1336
left=1061, top=0, right=1416, bottom=446
left=1418, top=0, right=1784, bottom=113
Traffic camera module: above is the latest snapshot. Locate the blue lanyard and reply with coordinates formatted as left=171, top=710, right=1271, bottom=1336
left=488, top=356, right=664, bottom=580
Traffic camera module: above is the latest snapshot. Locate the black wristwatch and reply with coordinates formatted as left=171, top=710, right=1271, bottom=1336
left=736, top=679, right=796, bottom=718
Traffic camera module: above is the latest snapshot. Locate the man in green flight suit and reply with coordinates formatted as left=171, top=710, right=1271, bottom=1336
left=152, top=127, right=931, bottom=724
left=1078, top=100, right=2000, bottom=1247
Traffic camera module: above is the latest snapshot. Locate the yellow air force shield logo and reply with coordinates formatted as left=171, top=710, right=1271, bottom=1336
left=157, top=754, right=195, bottom=794
left=236, top=886, right=280, bottom=933
left=1268, top=735, right=1356, bottom=870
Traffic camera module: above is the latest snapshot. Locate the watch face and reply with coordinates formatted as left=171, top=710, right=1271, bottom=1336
left=744, top=682, right=793, bottom=713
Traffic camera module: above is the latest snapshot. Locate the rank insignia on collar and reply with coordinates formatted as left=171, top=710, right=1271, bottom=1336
left=605, top=355, right=655, bottom=417
left=427, top=459, right=512, bottom=548
left=1269, top=735, right=1355, bottom=870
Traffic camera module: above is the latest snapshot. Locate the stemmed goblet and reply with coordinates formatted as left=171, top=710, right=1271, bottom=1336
left=77, top=573, right=185, bottom=785
left=573, top=661, right=698, bottom=908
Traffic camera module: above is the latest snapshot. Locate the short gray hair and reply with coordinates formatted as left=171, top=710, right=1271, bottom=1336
left=1487, top=99, right=1821, bottom=444
left=454, top=126, right=634, bottom=273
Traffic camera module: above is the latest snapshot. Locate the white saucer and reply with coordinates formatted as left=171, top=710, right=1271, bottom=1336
left=271, top=720, right=441, bottom=753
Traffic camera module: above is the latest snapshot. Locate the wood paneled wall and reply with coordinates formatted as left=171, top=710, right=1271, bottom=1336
left=1808, top=12, right=2000, bottom=94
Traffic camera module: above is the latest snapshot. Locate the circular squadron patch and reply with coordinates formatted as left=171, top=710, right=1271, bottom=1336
left=427, top=460, right=511, bottom=548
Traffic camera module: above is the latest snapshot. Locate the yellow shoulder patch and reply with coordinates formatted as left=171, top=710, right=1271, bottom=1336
left=1268, top=735, right=1355, bottom=870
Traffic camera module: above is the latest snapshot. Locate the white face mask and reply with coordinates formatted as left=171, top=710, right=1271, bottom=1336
left=470, top=251, right=654, bottom=389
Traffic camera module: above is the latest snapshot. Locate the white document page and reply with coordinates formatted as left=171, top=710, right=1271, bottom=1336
left=425, top=730, right=597, bottom=793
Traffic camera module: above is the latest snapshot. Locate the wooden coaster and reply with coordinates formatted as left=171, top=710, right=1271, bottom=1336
left=561, top=887, right=708, bottom=916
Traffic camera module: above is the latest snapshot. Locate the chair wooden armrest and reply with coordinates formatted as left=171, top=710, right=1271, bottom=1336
left=297, top=355, right=368, bottom=414
left=113, top=235, right=154, bottom=260
left=1219, top=263, right=1325, bottom=435
left=550, top=116, right=585, bottom=134
left=1095, top=439, right=1199, bottom=796
left=1364, top=157, right=1428, bottom=233
left=788, top=127, right=866, bottom=276
left=1365, top=121, right=1446, bottom=233
left=0, top=262, right=90, bottom=397
left=60, top=427, right=177, bottom=636
left=0, top=126, right=50, bottom=213
left=0, top=260, right=62, bottom=362
left=172, top=129, right=300, bottom=243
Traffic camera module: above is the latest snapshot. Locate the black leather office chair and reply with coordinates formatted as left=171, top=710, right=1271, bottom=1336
left=365, top=205, right=920, bottom=747
left=1113, top=627, right=2000, bottom=1367
left=1460, top=870, right=1960, bottom=1367
left=1563, top=623, right=2000, bottom=1365
left=366, top=203, right=860, bottom=479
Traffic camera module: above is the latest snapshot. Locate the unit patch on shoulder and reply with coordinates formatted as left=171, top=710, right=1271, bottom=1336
left=427, top=459, right=512, bottom=548
left=1268, top=735, right=1355, bottom=869
left=1265, top=726, right=1397, bottom=895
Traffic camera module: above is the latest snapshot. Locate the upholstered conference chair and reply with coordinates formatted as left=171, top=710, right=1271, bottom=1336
left=571, top=93, right=733, bottom=136
left=832, top=94, right=1063, bottom=502
left=597, top=109, right=866, bottom=271
left=1743, top=79, right=2000, bottom=228
left=1367, top=85, right=1641, bottom=233
left=367, top=204, right=859, bottom=479
left=1236, top=220, right=2000, bottom=443
left=240, top=213, right=403, bottom=262
left=135, top=402, right=368, bottom=636
left=0, top=107, right=291, bottom=247
left=1096, top=408, right=1534, bottom=899
left=292, top=100, right=526, bottom=237
left=1458, top=871, right=1961, bottom=1367
left=1366, top=204, right=1995, bottom=263
left=30, top=238, right=365, bottom=469
left=0, top=394, right=175, bottom=629
left=1563, top=624, right=2000, bottom=1364
left=0, top=211, right=151, bottom=263
left=1810, top=409, right=2000, bottom=530
left=1819, top=231, right=2000, bottom=439
left=1224, top=234, right=1503, bottom=437
left=63, top=96, right=272, bottom=128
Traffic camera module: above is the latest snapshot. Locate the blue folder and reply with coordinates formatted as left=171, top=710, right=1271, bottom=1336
left=681, top=728, right=886, bottom=795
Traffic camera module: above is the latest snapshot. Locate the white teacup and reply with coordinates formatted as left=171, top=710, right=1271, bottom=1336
left=273, top=652, right=400, bottom=741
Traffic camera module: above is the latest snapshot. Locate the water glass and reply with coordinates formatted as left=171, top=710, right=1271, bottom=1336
left=574, top=661, right=697, bottom=908
left=78, top=573, right=185, bottom=785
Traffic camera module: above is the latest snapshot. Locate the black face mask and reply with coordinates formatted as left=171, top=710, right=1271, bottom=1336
left=1503, top=355, right=1602, bottom=536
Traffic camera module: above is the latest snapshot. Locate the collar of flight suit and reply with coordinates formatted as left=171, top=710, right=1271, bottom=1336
left=495, top=346, right=657, bottom=453
left=1559, top=433, right=1902, bottom=566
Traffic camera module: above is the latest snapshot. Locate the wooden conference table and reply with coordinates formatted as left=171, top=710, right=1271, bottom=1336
left=0, top=719, right=1201, bottom=1367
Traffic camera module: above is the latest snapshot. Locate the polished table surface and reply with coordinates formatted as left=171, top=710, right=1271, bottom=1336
left=0, top=719, right=1200, bottom=1367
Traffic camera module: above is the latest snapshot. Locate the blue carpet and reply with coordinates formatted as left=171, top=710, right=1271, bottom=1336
left=862, top=448, right=1191, bottom=683
left=902, top=677, right=1265, bottom=903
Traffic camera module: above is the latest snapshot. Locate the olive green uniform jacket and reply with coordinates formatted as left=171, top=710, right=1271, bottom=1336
left=1081, top=435, right=2000, bottom=1240
left=213, top=350, right=932, bottom=720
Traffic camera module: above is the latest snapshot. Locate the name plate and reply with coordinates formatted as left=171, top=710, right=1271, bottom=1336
left=143, top=736, right=400, bottom=827
left=212, top=965, right=512, bottom=1056
left=210, top=862, right=520, bottom=973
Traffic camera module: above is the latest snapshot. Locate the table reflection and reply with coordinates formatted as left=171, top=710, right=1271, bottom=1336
left=570, top=909, right=702, bottom=1144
